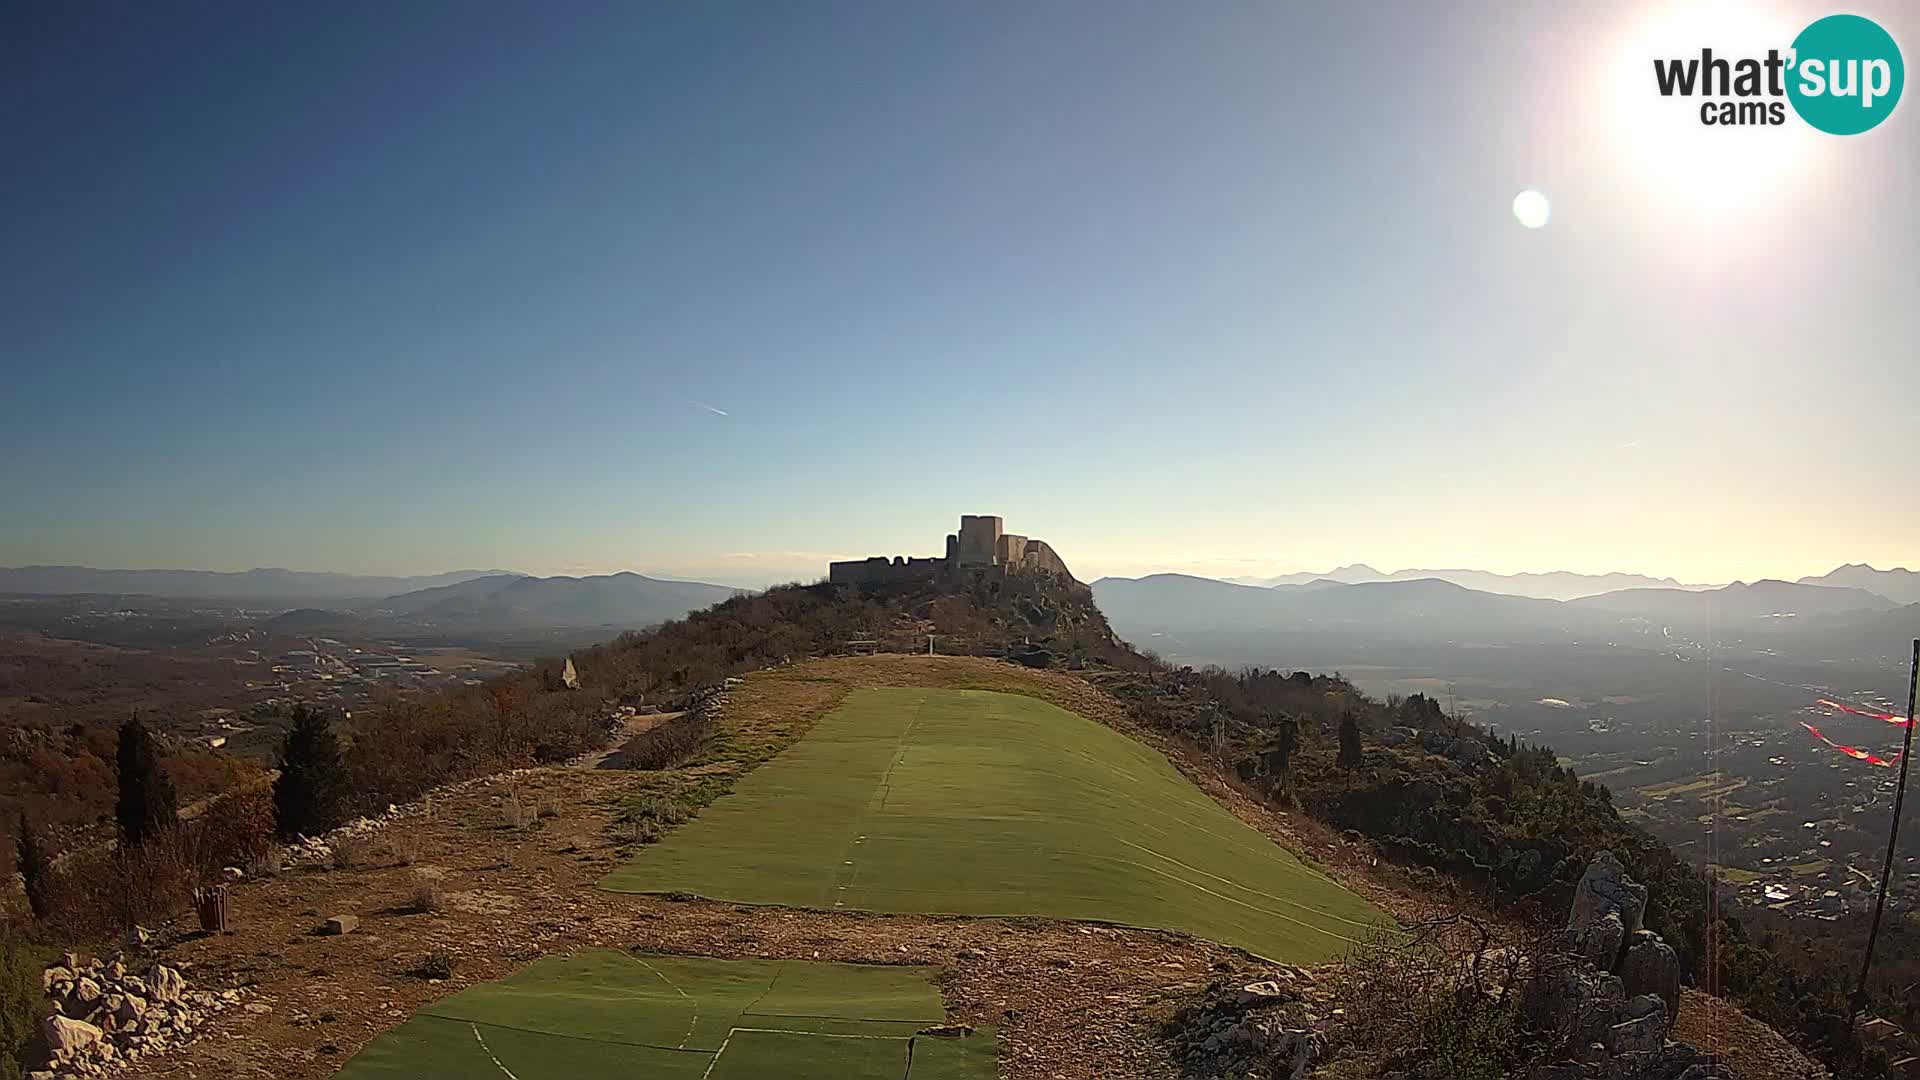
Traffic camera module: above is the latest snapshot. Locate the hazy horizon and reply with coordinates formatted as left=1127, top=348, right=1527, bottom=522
left=6, top=2, right=1915, bottom=588
left=2, top=549, right=1911, bottom=593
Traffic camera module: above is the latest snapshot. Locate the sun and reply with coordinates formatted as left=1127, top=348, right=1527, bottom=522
left=1512, top=189, right=1552, bottom=229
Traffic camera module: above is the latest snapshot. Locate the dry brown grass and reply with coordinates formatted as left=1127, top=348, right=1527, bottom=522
left=386, top=833, right=423, bottom=866
left=330, top=834, right=373, bottom=871
left=406, top=872, right=444, bottom=914
left=249, top=844, right=285, bottom=878
left=499, top=790, right=530, bottom=831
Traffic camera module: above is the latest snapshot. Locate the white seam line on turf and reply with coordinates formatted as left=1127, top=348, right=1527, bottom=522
left=729, top=1027, right=904, bottom=1038
left=701, top=1025, right=914, bottom=1078
left=699, top=1032, right=731, bottom=1080
left=743, top=964, right=783, bottom=1017
left=471, top=1023, right=522, bottom=1080
left=625, top=953, right=701, bottom=1050
left=831, top=693, right=926, bottom=908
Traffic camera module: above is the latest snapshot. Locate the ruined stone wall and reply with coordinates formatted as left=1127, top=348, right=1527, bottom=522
left=832, top=516, right=1073, bottom=585
left=994, top=533, right=1029, bottom=566
left=1021, top=539, right=1072, bottom=579
left=829, top=555, right=945, bottom=586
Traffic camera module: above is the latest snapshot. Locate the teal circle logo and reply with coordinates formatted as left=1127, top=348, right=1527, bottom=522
left=1788, top=14, right=1904, bottom=135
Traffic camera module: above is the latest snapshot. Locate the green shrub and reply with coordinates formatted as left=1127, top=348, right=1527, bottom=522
left=415, top=949, right=457, bottom=980
left=0, top=929, right=46, bottom=1080
left=1417, top=991, right=1523, bottom=1080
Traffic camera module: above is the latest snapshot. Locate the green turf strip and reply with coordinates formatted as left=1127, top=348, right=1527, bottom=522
left=603, top=687, right=1391, bottom=962
left=332, top=951, right=993, bottom=1080
left=333, top=1014, right=713, bottom=1080
left=706, top=1030, right=907, bottom=1079
left=909, top=1028, right=1003, bottom=1079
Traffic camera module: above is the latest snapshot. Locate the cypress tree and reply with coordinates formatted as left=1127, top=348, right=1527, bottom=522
left=116, top=716, right=179, bottom=848
left=1263, top=717, right=1299, bottom=779
left=274, top=706, right=350, bottom=838
left=1338, top=712, right=1363, bottom=769
left=14, top=812, right=52, bottom=921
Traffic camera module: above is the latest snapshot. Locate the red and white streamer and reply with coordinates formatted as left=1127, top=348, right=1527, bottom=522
left=1801, top=721, right=1901, bottom=767
left=1816, top=698, right=1913, bottom=727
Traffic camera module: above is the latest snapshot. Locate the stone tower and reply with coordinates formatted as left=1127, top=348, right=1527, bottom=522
left=954, top=515, right=1003, bottom=567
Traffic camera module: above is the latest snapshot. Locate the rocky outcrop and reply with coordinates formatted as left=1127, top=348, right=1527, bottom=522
left=1420, top=730, right=1494, bottom=772
left=1522, top=853, right=1729, bottom=1080
left=1569, top=851, right=1647, bottom=964
left=1618, top=931, right=1681, bottom=1031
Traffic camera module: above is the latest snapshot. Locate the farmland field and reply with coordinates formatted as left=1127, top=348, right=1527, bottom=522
left=332, top=950, right=993, bottom=1079
left=603, top=687, right=1389, bottom=962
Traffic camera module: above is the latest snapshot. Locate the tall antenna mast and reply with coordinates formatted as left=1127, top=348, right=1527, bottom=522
left=1856, top=638, right=1920, bottom=1010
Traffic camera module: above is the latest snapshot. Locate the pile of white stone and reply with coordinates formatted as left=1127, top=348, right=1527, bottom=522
left=281, top=801, right=407, bottom=868
left=36, top=944, right=247, bottom=1079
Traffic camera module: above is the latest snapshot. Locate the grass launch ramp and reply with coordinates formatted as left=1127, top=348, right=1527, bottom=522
left=603, top=687, right=1389, bottom=962
left=332, top=950, right=995, bottom=1079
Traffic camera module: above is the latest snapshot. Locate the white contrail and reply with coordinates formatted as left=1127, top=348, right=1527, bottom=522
left=688, top=399, right=729, bottom=417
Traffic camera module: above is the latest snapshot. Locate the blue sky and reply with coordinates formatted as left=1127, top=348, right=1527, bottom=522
left=4, top=1, right=1916, bottom=587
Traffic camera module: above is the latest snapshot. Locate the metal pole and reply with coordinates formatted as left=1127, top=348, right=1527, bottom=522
left=1857, top=639, right=1920, bottom=1011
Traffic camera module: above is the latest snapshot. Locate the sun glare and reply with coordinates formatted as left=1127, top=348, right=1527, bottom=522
left=1599, top=1, right=1821, bottom=217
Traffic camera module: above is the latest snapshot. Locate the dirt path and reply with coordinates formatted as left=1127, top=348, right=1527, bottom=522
left=571, top=710, right=679, bottom=770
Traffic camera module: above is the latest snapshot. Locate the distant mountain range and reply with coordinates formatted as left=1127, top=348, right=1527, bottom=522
left=1797, top=564, right=1920, bottom=606
left=1093, top=574, right=1576, bottom=639
left=1566, top=579, right=1899, bottom=621
left=9, top=560, right=1912, bottom=640
left=1093, top=572, right=1907, bottom=645
left=0, top=565, right=742, bottom=630
left=0, top=565, right=520, bottom=603
left=372, top=572, right=740, bottom=627
left=1225, top=564, right=1700, bottom=601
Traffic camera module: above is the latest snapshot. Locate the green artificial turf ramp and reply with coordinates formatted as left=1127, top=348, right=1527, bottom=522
left=603, top=687, right=1390, bottom=962
left=331, top=950, right=993, bottom=1080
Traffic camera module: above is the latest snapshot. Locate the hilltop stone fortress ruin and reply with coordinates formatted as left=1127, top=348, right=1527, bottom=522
left=829, top=515, right=1074, bottom=586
